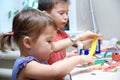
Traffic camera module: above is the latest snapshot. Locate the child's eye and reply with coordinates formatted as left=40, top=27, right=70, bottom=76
left=47, top=41, right=52, bottom=43
left=59, top=12, right=64, bottom=15
left=58, top=11, right=65, bottom=15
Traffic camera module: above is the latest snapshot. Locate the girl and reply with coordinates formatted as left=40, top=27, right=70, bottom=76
left=0, top=8, right=93, bottom=80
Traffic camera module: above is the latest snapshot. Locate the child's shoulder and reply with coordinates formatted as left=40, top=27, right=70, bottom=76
left=14, top=56, right=38, bottom=68
left=12, top=56, right=38, bottom=80
left=57, top=29, right=69, bottom=37
left=54, top=29, right=69, bottom=40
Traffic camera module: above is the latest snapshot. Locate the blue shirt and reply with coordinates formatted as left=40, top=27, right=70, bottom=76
left=12, top=56, right=46, bottom=80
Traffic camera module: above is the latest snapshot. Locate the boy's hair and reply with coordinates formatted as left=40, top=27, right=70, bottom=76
left=0, top=8, right=57, bottom=52
left=38, top=0, right=70, bottom=12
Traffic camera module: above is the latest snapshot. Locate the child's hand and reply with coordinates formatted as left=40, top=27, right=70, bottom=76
left=82, top=39, right=92, bottom=49
left=67, top=50, right=78, bottom=58
left=76, top=31, right=103, bottom=50
left=77, top=31, right=103, bottom=43
left=79, top=55, right=94, bottom=66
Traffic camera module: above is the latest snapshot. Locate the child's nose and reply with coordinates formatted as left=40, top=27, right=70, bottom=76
left=64, top=14, right=68, bottom=20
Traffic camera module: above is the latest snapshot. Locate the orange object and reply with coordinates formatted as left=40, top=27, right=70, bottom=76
left=112, top=53, right=120, bottom=62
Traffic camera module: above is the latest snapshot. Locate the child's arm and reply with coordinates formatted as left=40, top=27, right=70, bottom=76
left=21, top=54, right=93, bottom=80
left=52, top=31, right=103, bottom=52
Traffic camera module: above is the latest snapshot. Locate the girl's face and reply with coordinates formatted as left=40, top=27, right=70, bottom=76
left=49, top=2, right=69, bottom=28
left=30, top=26, right=56, bottom=62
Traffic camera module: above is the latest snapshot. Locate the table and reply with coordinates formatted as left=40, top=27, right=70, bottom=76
left=70, top=52, right=120, bottom=80
left=70, top=39, right=120, bottom=80
left=71, top=66, right=120, bottom=80
left=70, top=56, right=120, bottom=80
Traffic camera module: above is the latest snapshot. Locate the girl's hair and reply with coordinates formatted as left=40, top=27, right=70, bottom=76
left=38, top=0, right=70, bottom=12
left=0, top=8, right=57, bottom=52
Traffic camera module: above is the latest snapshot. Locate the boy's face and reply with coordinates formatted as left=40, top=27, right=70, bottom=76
left=29, top=26, right=56, bottom=62
left=49, top=2, right=69, bottom=28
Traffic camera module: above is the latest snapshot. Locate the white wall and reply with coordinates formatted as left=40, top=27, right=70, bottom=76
left=0, top=0, right=25, bottom=33
left=92, top=0, right=120, bottom=40
left=69, top=0, right=93, bottom=32
left=69, top=0, right=120, bottom=40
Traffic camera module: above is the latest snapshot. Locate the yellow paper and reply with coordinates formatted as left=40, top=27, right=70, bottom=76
left=88, top=36, right=98, bottom=57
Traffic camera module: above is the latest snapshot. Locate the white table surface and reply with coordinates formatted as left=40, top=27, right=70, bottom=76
left=71, top=66, right=120, bottom=80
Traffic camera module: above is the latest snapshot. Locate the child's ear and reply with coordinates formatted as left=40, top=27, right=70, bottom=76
left=23, top=36, right=31, bottom=48
left=42, top=10, right=47, bottom=13
left=42, top=10, right=50, bottom=14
